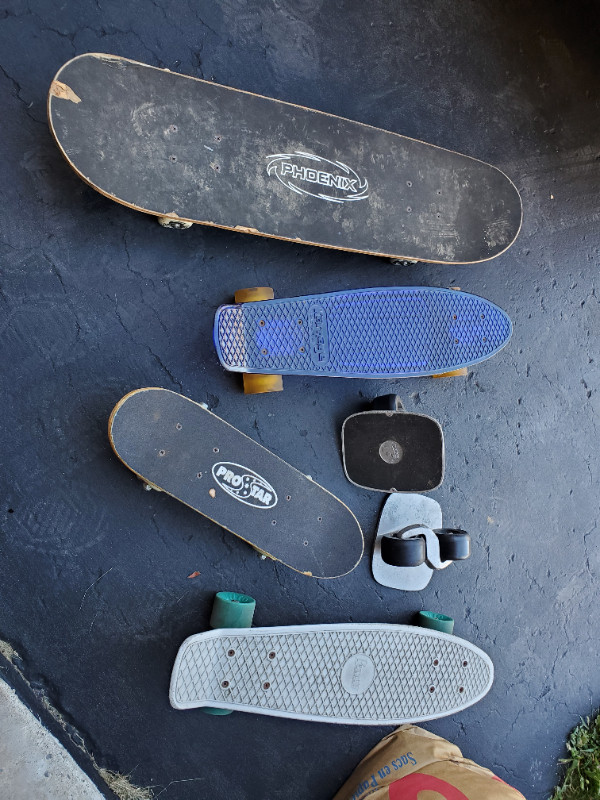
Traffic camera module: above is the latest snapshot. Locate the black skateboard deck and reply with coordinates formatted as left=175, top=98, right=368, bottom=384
left=342, top=395, right=444, bottom=493
left=108, top=388, right=364, bottom=578
left=49, top=53, right=522, bottom=264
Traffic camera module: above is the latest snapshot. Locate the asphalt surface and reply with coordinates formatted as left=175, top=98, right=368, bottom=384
left=1, top=1, right=599, bottom=798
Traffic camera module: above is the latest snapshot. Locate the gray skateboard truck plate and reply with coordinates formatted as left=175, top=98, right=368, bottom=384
left=373, top=494, right=470, bottom=590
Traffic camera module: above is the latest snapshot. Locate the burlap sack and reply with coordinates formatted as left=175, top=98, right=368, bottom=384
left=333, top=725, right=526, bottom=800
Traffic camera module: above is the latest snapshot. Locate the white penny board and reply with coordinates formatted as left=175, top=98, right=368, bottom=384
left=170, top=623, right=493, bottom=725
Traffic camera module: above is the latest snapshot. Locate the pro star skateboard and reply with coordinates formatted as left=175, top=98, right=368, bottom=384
left=49, top=53, right=522, bottom=264
left=108, top=388, right=364, bottom=578
left=170, top=594, right=493, bottom=725
left=342, top=395, right=444, bottom=492
left=214, top=286, right=512, bottom=392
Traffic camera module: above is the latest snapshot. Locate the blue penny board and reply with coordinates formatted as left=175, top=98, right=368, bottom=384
left=214, top=287, right=512, bottom=378
left=108, top=388, right=364, bottom=579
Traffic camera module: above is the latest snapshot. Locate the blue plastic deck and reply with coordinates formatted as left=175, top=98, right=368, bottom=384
left=214, top=287, right=512, bottom=378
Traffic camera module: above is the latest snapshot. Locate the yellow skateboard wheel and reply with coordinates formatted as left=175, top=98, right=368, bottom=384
left=234, top=287, right=274, bottom=303
left=242, top=373, right=283, bottom=394
left=432, top=367, right=468, bottom=378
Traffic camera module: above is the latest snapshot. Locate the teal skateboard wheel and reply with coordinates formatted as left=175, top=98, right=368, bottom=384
left=417, top=611, right=454, bottom=634
left=202, top=706, right=235, bottom=716
left=209, top=592, right=256, bottom=629
left=204, top=592, right=256, bottom=716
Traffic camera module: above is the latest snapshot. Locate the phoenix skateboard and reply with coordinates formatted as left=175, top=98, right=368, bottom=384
left=49, top=53, right=522, bottom=264
left=169, top=592, right=493, bottom=724
left=342, top=394, right=444, bottom=493
left=108, top=388, right=364, bottom=578
left=214, top=286, right=512, bottom=392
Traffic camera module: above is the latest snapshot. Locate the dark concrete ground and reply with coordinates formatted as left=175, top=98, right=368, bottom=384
left=1, top=1, right=599, bottom=798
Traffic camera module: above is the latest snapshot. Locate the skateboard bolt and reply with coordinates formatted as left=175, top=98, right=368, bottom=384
left=271, top=520, right=277, bottom=526
left=459, top=687, right=464, bottom=693
left=227, top=649, right=235, bottom=657
left=303, top=540, right=308, bottom=546
left=263, top=682, right=270, bottom=690
left=297, top=319, right=303, bottom=325
left=197, top=472, right=202, bottom=479
left=259, top=320, right=265, bottom=326
left=454, top=339, right=459, bottom=344
left=429, top=686, right=435, bottom=693
left=176, top=423, right=182, bottom=430
left=286, top=495, right=291, bottom=501
left=433, top=659, right=439, bottom=666
left=221, top=680, right=229, bottom=688
left=299, top=347, right=305, bottom=353
left=482, top=337, right=487, bottom=342
left=261, top=348, right=268, bottom=355
left=481, top=314, right=485, bottom=319
left=268, top=652, right=276, bottom=660
left=452, top=314, right=457, bottom=320
left=406, top=180, right=412, bottom=187
left=407, top=206, right=412, bottom=212
left=169, top=124, right=177, bottom=132
left=213, top=447, right=219, bottom=453
left=169, top=154, right=177, bottom=162
left=158, top=450, right=166, bottom=457
left=463, top=660, right=468, bottom=667
left=317, top=517, right=322, bottom=522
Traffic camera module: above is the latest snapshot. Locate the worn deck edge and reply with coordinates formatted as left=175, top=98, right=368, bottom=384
left=48, top=53, right=523, bottom=265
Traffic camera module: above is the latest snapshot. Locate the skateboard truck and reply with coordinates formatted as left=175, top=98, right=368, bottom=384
left=203, top=591, right=256, bottom=716
left=342, top=394, right=444, bottom=493
left=373, top=494, right=470, bottom=591
left=157, top=216, right=193, bottom=230
left=381, top=525, right=470, bottom=569
left=389, top=258, right=419, bottom=266
left=231, top=287, right=284, bottom=395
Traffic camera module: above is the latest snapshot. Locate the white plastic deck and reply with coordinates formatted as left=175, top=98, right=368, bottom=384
left=169, top=623, right=493, bottom=725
